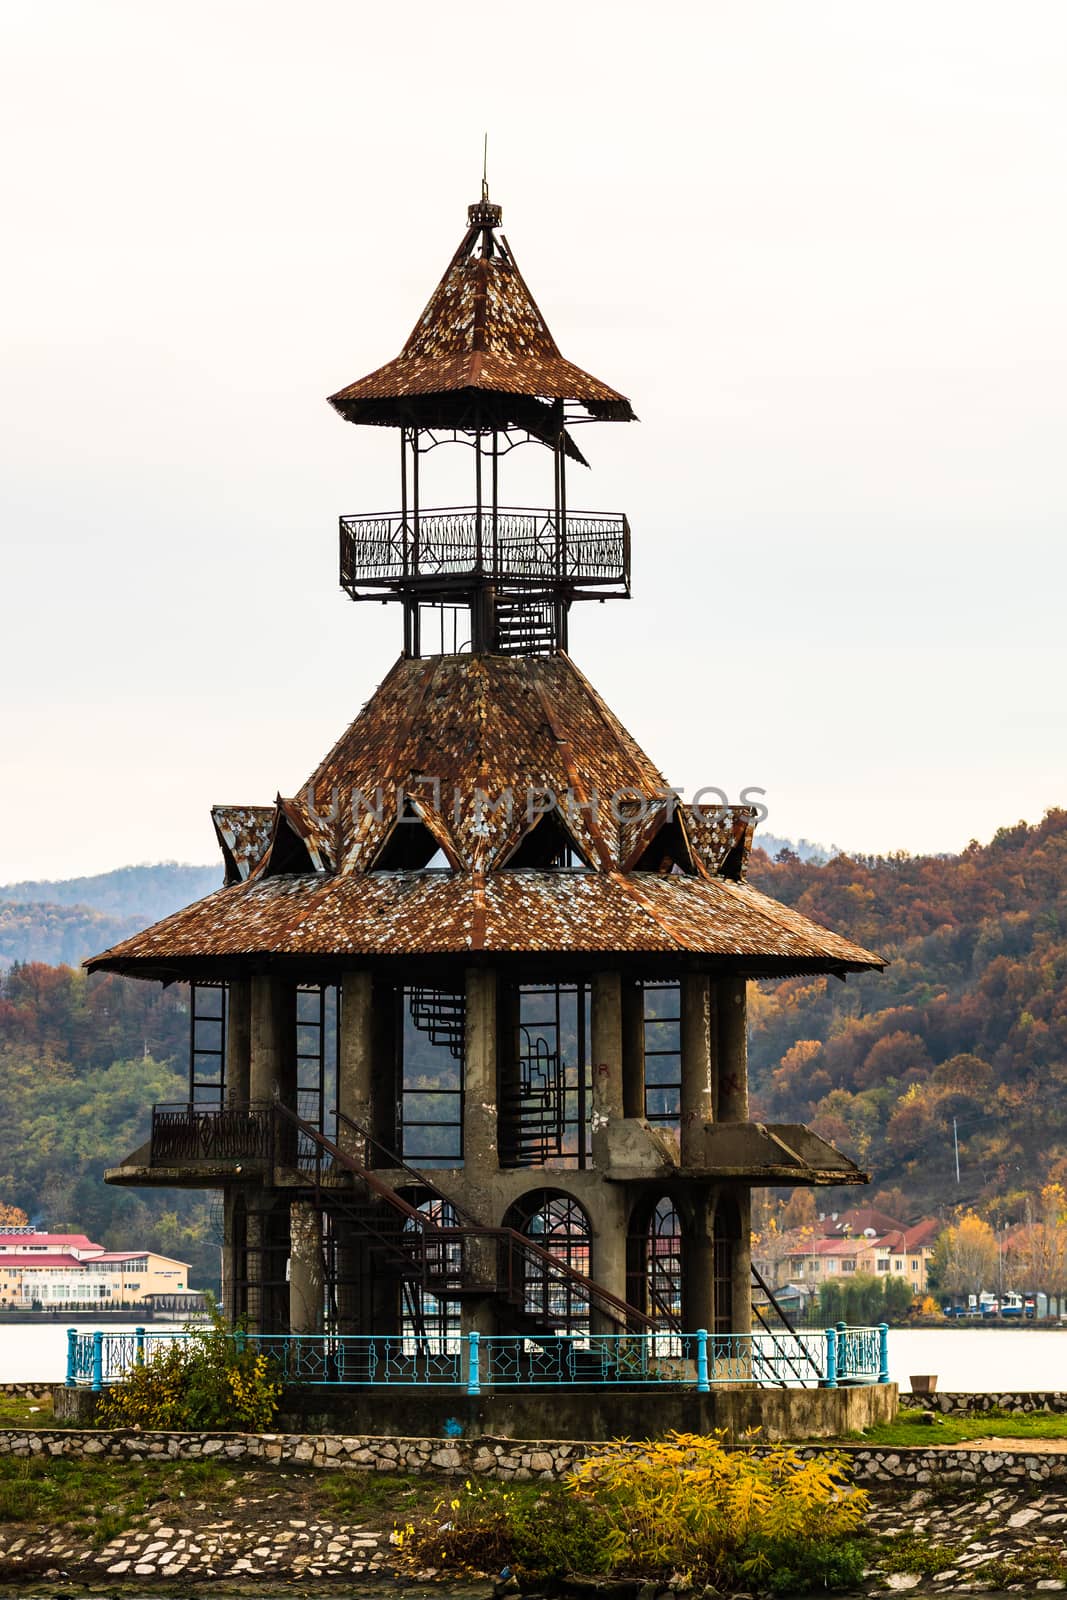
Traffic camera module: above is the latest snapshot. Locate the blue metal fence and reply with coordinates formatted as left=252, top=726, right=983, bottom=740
left=67, top=1324, right=888, bottom=1393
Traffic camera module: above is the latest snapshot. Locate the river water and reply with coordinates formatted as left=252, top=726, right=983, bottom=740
left=6, top=1321, right=1066, bottom=1392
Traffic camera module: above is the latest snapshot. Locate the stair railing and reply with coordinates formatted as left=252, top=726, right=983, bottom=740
left=281, top=1105, right=655, bottom=1332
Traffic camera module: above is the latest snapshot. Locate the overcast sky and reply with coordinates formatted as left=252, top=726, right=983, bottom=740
left=2, top=1, right=1065, bottom=882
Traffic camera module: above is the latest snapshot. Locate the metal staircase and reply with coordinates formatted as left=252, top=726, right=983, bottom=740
left=493, top=592, right=557, bottom=655
left=749, top=1262, right=824, bottom=1386
left=274, top=1104, right=655, bottom=1342
left=408, top=987, right=465, bottom=1059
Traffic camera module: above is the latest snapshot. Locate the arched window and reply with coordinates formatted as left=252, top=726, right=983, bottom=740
left=507, top=1190, right=592, bottom=1335
left=401, top=1196, right=461, bottom=1352
left=647, top=1198, right=683, bottom=1328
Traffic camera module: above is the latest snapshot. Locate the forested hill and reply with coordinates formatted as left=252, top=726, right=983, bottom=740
left=747, top=808, right=1067, bottom=1220
left=0, top=864, right=219, bottom=968
left=0, top=964, right=216, bottom=1286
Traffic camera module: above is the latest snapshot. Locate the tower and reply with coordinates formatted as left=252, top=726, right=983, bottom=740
left=93, top=191, right=882, bottom=1367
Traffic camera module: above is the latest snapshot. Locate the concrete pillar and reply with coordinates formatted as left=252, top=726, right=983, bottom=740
left=288, top=1199, right=325, bottom=1335
left=731, top=1187, right=753, bottom=1335
left=249, top=976, right=296, bottom=1106
left=225, top=979, right=251, bottom=1106
left=621, top=978, right=644, bottom=1119
left=686, top=1193, right=716, bottom=1336
left=715, top=975, right=749, bottom=1121
left=680, top=973, right=714, bottom=1164
left=590, top=1189, right=629, bottom=1334
left=464, top=968, right=497, bottom=1170
left=591, top=972, right=624, bottom=1168
left=337, top=970, right=374, bottom=1158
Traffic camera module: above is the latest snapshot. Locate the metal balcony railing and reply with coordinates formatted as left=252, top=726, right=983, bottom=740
left=339, top=505, right=630, bottom=597
left=149, top=1102, right=274, bottom=1164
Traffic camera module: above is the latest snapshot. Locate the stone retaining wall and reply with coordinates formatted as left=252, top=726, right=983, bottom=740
left=5, top=1426, right=1067, bottom=1487
left=901, top=1389, right=1067, bottom=1415
left=0, top=1383, right=54, bottom=1402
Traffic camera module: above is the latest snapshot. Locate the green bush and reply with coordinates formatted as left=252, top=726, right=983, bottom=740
left=95, top=1309, right=280, bottom=1432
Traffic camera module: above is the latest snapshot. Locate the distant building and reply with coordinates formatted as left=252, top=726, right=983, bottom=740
left=0, top=1233, right=191, bottom=1308
left=758, top=1216, right=938, bottom=1297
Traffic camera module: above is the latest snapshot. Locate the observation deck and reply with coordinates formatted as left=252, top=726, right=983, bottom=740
left=339, top=505, right=630, bottom=601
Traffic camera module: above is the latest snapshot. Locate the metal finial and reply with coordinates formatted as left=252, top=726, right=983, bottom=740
left=469, top=135, right=501, bottom=229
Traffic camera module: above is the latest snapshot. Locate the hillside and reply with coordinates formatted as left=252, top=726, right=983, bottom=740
left=747, top=808, right=1067, bottom=1221
left=0, top=864, right=219, bottom=968
left=0, top=964, right=216, bottom=1287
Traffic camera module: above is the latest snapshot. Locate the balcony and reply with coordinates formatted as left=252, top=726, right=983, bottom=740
left=149, top=1102, right=274, bottom=1166
left=339, top=506, right=630, bottom=601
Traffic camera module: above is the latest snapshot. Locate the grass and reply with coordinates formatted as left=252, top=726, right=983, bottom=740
left=0, top=1393, right=52, bottom=1427
left=0, top=1455, right=438, bottom=1550
left=850, top=1406, right=1067, bottom=1447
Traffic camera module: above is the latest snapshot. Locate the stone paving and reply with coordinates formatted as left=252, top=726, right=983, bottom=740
left=866, top=1479, right=1067, bottom=1591
left=0, top=1460, right=1066, bottom=1592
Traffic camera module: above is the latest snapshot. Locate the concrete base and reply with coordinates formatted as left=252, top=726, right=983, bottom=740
left=278, top=1382, right=898, bottom=1442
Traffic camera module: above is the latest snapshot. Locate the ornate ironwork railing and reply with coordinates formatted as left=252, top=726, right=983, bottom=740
left=339, top=506, right=629, bottom=594
left=150, top=1102, right=274, bottom=1164
left=66, top=1325, right=890, bottom=1391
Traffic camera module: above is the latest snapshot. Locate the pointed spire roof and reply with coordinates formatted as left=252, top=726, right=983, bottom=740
left=86, top=654, right=884, bottom=979
left=328, top=198, right=636, bottom=435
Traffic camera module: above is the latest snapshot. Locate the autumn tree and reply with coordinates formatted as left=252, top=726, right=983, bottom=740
left=0, top=1205, right=28, bottom=1227
left=930, top=1213, right=998, bottom=1298
left=781, top=1188, right=818, bottom=1231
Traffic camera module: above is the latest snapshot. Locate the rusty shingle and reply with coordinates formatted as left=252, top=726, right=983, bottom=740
left=328, top=211, right=635, bottom=425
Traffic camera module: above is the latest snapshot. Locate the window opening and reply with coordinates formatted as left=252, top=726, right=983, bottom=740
left=189, top=983, right=226, bottom=1106
left=713, top=1197, right=741, bottom=1336
left=296, top=985, right=338, bottom=1135
left=501, top=983, right=590, bottom=1168
left=401, top=1198, right=462, bottom=1353
left=503, top=810, right=592, bottom=870
left=648, top=1197, right=683, bottom=1328
left=370, top=803, right=452, bottom=871
left=511, top=1191, right=592, bottom=1335
left=396, top=986, right=464, bottom=1166
left=642, top=981, right=681, bottom=1132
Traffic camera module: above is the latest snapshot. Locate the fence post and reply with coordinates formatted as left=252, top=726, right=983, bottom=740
left=65, top=1329, right=77, bottom=1388
left=824, top=1327, right=837, bottom=1389
left=878, top=1322, right=890, bottom=1385
left=91, top=1330, right=104, bottom=1393
left=695, top=1328, right=710, bottom=1393
left=135, top=1326, right=146, bottom=1366
left=466, top=1331, right=481, bottom=1397
left=836, top=1320, right=848, bottom=1381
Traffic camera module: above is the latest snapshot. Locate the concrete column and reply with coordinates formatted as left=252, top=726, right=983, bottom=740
left=225, top=979, right=251, bottom=1106
left=591, top=972, right=624, bottom=1168
left=221, top=1189, right=238, bottom=1324
left=731, top=1187, right=753, bottom=1335
left=337, top=970, right=374, bottom=1158
left=590, top=1189, right=629, bottom=1334
left=249, top=976, right=296, bottom=1106
left=715, top=975, right=749, bottom=1121
left=680, top=973, right=714, bottom=1164
left=464, top=968, right=497, bottom=1170
left=621, top=978, right=644, bottom=1119
left=288, top=1199, right=325, bottom=1335
left=686, top=1193, right=716, bottom=1336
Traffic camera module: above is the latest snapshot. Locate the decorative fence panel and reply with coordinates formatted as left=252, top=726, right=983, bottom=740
left=66, top=1325, right=889, bottom=1393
